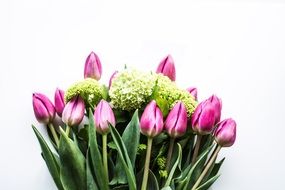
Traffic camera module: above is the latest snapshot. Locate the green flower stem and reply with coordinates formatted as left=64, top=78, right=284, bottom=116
left=102, top=134, right=109, bottom=182
left=141, top=137, right=153, bottom=190
left=65, top=125, right=71, bottom=137
left=48, top=123, right=59, bottom=147
left=191, top=145, right=222, bottom=190
left=191, top=135, right=202, bottom=164
left=166, top=138, right=175, bottom=172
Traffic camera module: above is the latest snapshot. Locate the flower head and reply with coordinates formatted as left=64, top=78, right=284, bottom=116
left=214, top=118, right=236, bottom=147
left=94, top=100, right=116, bottom=134
left=84, top=51, right=102, bottom=80
left=54, top=88, right=65, bottom=117
left=65, top=78, right=103, bottom=108
left=62, top=95, right=85, bottom=127
left=32, top=93, right=55, bottom=124
left=156, top=55, right=176, bottom=81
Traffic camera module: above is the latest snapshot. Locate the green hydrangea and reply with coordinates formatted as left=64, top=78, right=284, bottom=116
left=65, top=78, right=103, bottom=107
left=109, top=69, right=155, bottom=111
left=109, top=69, right=197, bottom=116
left=154, top=74, right=197, bottom=117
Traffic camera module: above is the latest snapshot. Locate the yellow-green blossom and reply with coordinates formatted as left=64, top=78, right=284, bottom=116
left=109, top=69, right=155, bottom=111
left=65, top=78, right=103, bottom=107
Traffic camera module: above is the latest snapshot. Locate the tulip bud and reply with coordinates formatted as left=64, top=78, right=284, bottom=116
left=191, top=100, right=216, bottom=135
left=214, top=118, right=236, bottom=147
left=140, top=100, right=164, bottom=138
left=156, top=55, right=176, bottom=81
left=165, top=101, right=188, bottom=138
left=54, top=88, right=65, bottom=117
left=208, top=95, right=222, bottom=124
left=108, top=70, right=118, bottom=88
left=62, top=95, right=85, bottom=126
left=84, top=51, right=102, bottom=80
left=32, top=93, right=56, bottom=124
left=187, top=87, right=198, bottom=100
left=94, top=100, right=116, bottom=134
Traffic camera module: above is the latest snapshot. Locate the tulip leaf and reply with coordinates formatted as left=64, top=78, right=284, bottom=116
left=88, top=109, right=110, bottom=190
left=86, top=149, right=99, bottom=190
left=176, top=144, right=214, bottom=190
left=32, top=125, right=64, bottom=190
left=164, top=143, right=182, bottom=187
left=59, top=128, right=86, bottom=190
left=109, top=125, right=137, bottom=190
left=161, top=187, right=172, bottom=190
left=196, top=174, right=220, bottom=190
left=136, top=169, right=159, bottom=190
left=111, top=110, right=140, bottom=185
left=201, top=157, right=225, bottom=184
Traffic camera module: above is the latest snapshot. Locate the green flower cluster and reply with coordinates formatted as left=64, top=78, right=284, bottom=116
left=109, top=69, right=197, bottom=116
left=65, top=78, right=103, bottom=107
left=154, top=74, right=197, bottom=117
left=109, top=69, right=156, bottom=111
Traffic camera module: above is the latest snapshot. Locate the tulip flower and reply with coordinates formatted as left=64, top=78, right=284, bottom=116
left=93, top=99, right=116, bottom=181
left=156, top=54, right=176, bottom=81
left=191, top=99, right=216, bottom=164
left=187, top=87, right=198, bottom=100
left=108, top=70, right=118, bottom=88
left=33, top=93, right=59, bottom=147
left=214, top=118, right=236, bottom=147
left=84, top=51, right=102, bottom=80
left=140, top=100, right=164, bottom=138
left=94, top=99, right=116, bottom=135
left=208, top=94, right=222, bottom=124
left=32, top=93, right=56, bottom=124
left=62, top=95, right=85, bottom=127
left=164, top=101, right=188, bottom=172
left=165, top=101, right=188, bottom=138
left=54, top=88, right=65, bottom=117
left=192, top=118, right=237, bottom=190
left=140, top=100, right=164, bottom=190
left=191, top=100, right=216, bottom=135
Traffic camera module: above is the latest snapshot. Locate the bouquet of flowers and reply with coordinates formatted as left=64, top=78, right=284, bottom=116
left=32, top=52, right=236, bottom=190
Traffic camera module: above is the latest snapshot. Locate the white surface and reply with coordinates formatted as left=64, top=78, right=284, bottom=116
left=2, top=0, right=285, bottom=189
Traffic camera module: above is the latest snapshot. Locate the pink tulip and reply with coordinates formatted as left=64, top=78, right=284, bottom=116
left=156, top=55, right=176, bottom=81
left=84, top=51, right=102, bottom=80
left=108, top=70, right=118, bottom=88
left=214, top=118, right=236, bottom=147
left=165, top=101, right=188, bottom=138
left=140, top=100, right=164, bottom=138
left=54, top=88, right=65, bottom=117
left=94, top=100, right=116, bottom=134
left=191, top=100, right=216, bottom=135
left=32, top=93, right=56, bottom=124
left=186, top=87, right=198, bottom=100
left=208, top=95, right=222, bottom=124
left=62, top=95, right=85, bottom=126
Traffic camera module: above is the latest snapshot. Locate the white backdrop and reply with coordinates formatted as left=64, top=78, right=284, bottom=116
left=2, top=0, right=285, bottom=189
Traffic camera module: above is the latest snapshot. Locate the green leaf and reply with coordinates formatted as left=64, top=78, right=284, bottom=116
left=208, top=158, right=225, bottom=180
left=164, top=143, right=182, bottom=187
left=86, top=149, right=99, bottom=190
left=59, top=128, right=86, bottom=190
left=109, top=125, right=137, bottom=190
left=196, top=174, right=220, bottom=190
left=176, top=144, right=214, bottom=190
left=161, top=187, right=172, bottom=190
left=102, top=84, right=109, bottom=101
left=32, top=125, right=64, bottom=190
left=88, top=109, right=110, bottom=190
left=136, top=169, right=159, bottom=190
left=111, top=110, right=140, bottom=184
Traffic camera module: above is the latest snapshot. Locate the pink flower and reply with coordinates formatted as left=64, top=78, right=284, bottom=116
left=191, top=100, right=216, bottom=135
left=165, top=101, right=188, bottom=138
left=32, top=93, right=55, bottom=124
left=62, top=95, right=85, bottom=126
left=140, top=100, right=164, bottom=138
left=214, top=118, right=236, bottom=147
left=54, top=88, right=65, bottom=117
left=156, top=55, right=176, bottom=81
left=94, top=100, right=116, bottom=134
left=208, top=95, right=222, bottom=124
left=84, top=51, right=102, bottom=80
